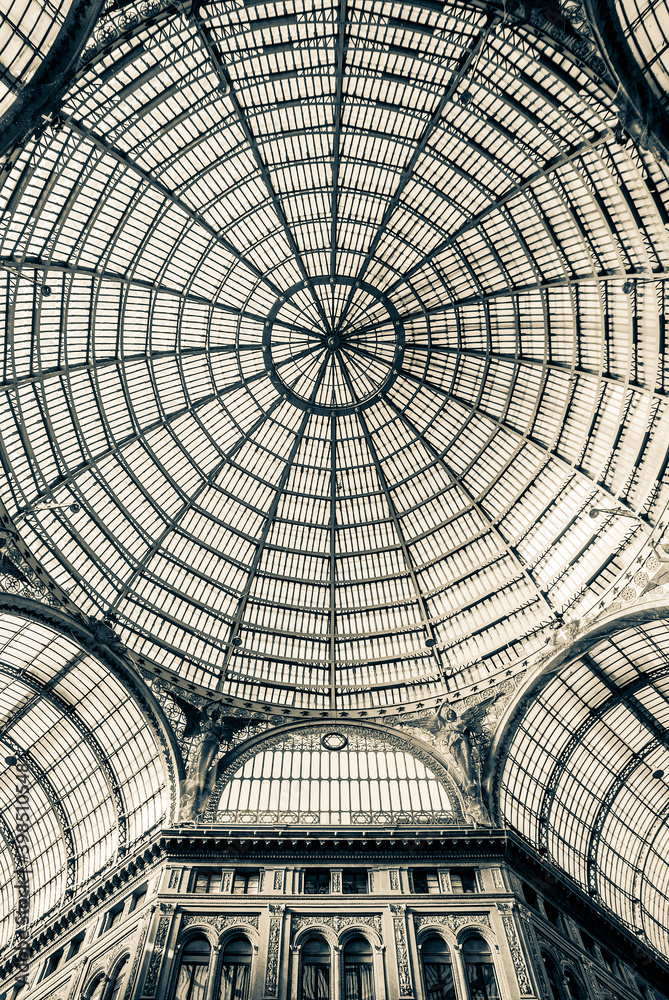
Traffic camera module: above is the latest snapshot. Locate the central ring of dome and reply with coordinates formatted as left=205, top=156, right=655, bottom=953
left=262, top=276, right=405, bottom=416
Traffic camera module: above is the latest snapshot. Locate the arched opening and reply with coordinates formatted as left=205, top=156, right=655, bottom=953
left=108, top=957, right=129, bottom=1000
left=301, top=935, right=331, bottom=1000
left=543, top=954, right=562, bottom=1000
left=343, top=936, right=375, bottom=1000
left=421, top=935, right=455, bottom=1000
left=85, top=976, right=106, bottom=1000
left=565, top=969, right=586, bottom=1000
left=172, top=935, right=211, bottom=1000
left=462, top=936, right=499, bottom=1000
left=219, top=935, right=253, bottom=1000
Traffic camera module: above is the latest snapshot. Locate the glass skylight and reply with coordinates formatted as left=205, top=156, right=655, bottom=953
left=0, top=0, right=666, bottom=715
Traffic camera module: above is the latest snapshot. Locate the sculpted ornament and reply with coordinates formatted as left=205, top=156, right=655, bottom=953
left=182, top=914, right=259, bottom=931
left=414, top=914, right=490, bottom=934
left=499, top=907, right=533, bottom=995
left=403, top=696, right=500, bottom=825
left=292, top=914, right=383, bottom=937
left=169, top=692, right=261, bottom=821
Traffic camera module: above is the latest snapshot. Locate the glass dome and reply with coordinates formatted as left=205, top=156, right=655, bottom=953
left=0, top=0, right=667, bottom=716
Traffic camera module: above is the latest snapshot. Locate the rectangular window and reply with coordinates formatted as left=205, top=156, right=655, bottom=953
left=304, top=869, right=330, bottom=894
left=42, top=949, right=63, bottom=979
left=342, top=870, right=368, bottom=894
left=191, top=870, right=222, bottom=894
left=67, top=933, right=85, bottom=959
left=130, top=887, right=147, bottom=911
left=450, top=868, right=478, bottom=893
left=411, top=869, right=440, bottom=894
left=233, top=870, right=260, bottom=895
left=106, top=904, right=124, bottom=931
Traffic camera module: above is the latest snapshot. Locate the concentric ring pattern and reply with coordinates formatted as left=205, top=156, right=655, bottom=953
left=0, top=0, right=668, bottom=712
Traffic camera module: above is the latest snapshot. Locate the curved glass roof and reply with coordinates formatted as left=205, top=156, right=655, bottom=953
left=0, top=612, right=173, bottom=949
left=0, top=0, right=667, bottom=714
left=497, top=616, right=669, bottom=959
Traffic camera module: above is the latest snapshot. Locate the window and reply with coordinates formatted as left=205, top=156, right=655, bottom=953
left=68, top=933, right=85, bottom=959
left=522, top=883, right=539, bottom=910
left=191, top=870, right=222, bottom=894
left=342, top=870, right=368, bottom=894
left=232, top=870, right=259, bottom=895
left=172, top=936, right=211, bottom=1000
left=344, top=937, right=375, bottom=1000
left=543, top=955, right=562, bottom=1000
left=601, top=950, right=619, bottom=976
left=42, top=949, right=63, bottom=979
left=463, top=937, right=499, bottom=1000
left=565, top=970, right=586, bottom=1000
left=304, top=869, right=330, bottom=894
left=544, top=902, right=561, bottom=928
left=301, top=935, right=330, bottom=1000
left=220, top=936, right=252, bottom=1000
left=422, top=935, right=455, bottom=1000
left=412, top=869, right=440, bottom=894
left=130, top=887, right=148, bottom=911
left=451, top=869, right=478, bottom=894
left=86, top=975, right=107, bottom=1000
left=580, top=931, right=597, bottom=958
left=108, top=958, right=129, bottom=1000
left=103, top=904, right=124, bottom=933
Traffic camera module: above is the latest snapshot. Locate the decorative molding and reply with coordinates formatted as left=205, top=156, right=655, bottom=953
left=122, top=910, right=153, bottom=1000
left=491, top=868, right=505, bottom=890
left=274, top=870, right=284, bottom=891
left=182, top=914, right=259, bottom=931
left=143, top=913, right=171, bottom=996
left=265, top=907, right=283, bottom=995
left=331, top=871, right=341, bottom=893
left=390, top=870, right=400, bottom=891
left=168, top=868, right=180, bottom=890
left=499, top=907, right=533, bottom=995
left=292, top=914, right=383, bottom=937
left=438, top=869, right=452, bottom=893
left=368, top=870, right=375, bottom=893
left=392, top=907, right=413, bottom=996
left=414, top=913, right=490, bottom=934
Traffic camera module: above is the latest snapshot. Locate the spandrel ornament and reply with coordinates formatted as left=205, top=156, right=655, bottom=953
left=403, top=696, right=500, bottom=827
left=169, top=693, right=259, bottom=821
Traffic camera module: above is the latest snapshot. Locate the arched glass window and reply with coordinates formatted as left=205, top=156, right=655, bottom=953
left=301, top=935, right=330, bottom=1000
left=108, top=958, right=129, bottom=1000
left=462, top=936, right=500, bottom=1000
left=422, top=935, right=455, bottom=1000
left=220, top=936, right=252, bottom=1000
left=565, top=970, right=586, bottom=1000
left=344, top=936, right=374, bottom=1000
left=543, top=954, right=562, bottom=1000
left=173, top=935, right=211, bottom=1000
left=86, top=976, right=106, bottom=1000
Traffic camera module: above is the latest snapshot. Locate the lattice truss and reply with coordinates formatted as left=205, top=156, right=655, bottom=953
left=0, top=0, right=668, bottom=716
left=499, top=619, right=669, bottom=960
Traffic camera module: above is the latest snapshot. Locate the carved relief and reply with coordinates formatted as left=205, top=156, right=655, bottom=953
left=368, top=870, right=375, bottom=892
left=181, top=914, right=260, bottom=931
left=414, top=913, right=490, bottom=934
left=438, top=870, right=451, bottom=893
left=222, top=871, right=233, bottom=893
left=122, top=911, right=153, bottom=1000
left=499, top=908, right=533, bottom=995
left=265, top=907, right=283, bottom=995
left=292, top=914, right=383, bottom=937
left=168, top=868, right=180, bottom=890
left=331, top=871, right=341, bottom=893
left=390, top=870, right=400, bottom=890
left=143, top=913, right=171, bottom=996
left=274, top=869, right=284, bottom=891
left=491, top=869, right=505, bottom=890
left=392, top=907, right=413, bottom=996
